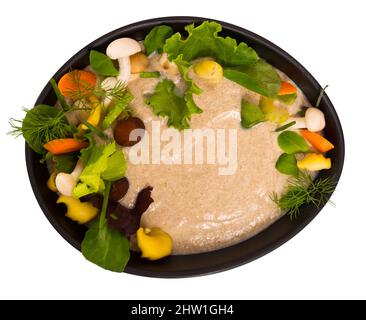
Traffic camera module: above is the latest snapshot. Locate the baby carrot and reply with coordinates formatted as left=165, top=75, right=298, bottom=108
left=44, top=138, right=88, bottom=155
left=300, top=130, right=334, bottom=153
left=58, top=70, right=97, bottom=99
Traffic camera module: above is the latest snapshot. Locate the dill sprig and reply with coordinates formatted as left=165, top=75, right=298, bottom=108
left=272, top=171, right=336, bottom=219
left=64, top=70, right=128, bottom=105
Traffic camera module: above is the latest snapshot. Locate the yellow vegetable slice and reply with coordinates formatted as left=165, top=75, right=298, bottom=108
left=57, top=196, right=99, bottom=224
left=137, top=227, right=173, bottom=261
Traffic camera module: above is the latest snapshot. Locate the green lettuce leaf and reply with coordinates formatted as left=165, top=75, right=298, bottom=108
left=145, top=79, right=200, bottom=130
left=73, top=142, right=126, bottom=198
left=164, top=21, right=258, bottom=67
left=101, top=150, right=127, bottom=181
left=144, top=25, right=174, bottom=55
left=224, top=59, right=282, bottom=97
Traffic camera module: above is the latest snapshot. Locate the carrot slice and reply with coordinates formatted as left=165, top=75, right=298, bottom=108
left=300, top=130, right=334, bottom=153
left=278, top=81, right=297, bottom=96
left=58, top=70, right=97, bottom=99
left=44, top=138, right=88, bottom=155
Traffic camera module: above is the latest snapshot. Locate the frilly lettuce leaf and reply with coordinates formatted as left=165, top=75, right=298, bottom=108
left=164, top=21, right=258, bottom=67
left=145, top=79, right=201, bottom=130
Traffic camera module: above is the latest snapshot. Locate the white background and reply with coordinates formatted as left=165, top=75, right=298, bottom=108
left=0, top=0, right=364, bottom=300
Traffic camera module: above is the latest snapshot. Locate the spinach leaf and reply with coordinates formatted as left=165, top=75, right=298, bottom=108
left=81, top=181, right=130, bottom=272
left=275, top=153, right=298, bottom=176
left=53, top=153, right=78, bottom=173
left=9, top=105, right=72, bottom=154
left=89, top=50, right=119, bottom=76
left=240, top=100, right=265, bottom=128
left=144, top=25, right=174, bottom=55
left=224, top=60, right=282, bottom=97
left=164, top=21, right=258, bottom=67
left=278, top=131, right=309, bottom=154
left=145, top=79, right=201, bottom=130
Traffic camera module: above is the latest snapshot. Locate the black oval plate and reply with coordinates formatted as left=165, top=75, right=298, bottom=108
left=26, top=17, right=345, bottom=277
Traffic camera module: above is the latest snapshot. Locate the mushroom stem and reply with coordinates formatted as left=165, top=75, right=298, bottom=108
left=118, top=56, right=131, bottom=83
left=286, top=117, right=306, bottom=129
left=55, top=160, right=84, bottom=196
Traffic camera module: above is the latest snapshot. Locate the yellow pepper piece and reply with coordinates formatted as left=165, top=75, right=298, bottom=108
left=193, top=60, right=223, bottom=84
left=260, top=97, right=289, bottom=124
left=137, top=227, right=173, bottom=261
left=57, top=196, right=99, bottom=224
left=78, top=96, right=102, bottom=130
left=47, top=172, right=58, bottom=192
left=297, top=153, right=331, bottom=171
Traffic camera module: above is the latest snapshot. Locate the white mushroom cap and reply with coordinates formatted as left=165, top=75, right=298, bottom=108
left=305, top=107, right=326, bottom=132
left=106, top=38, right=141, bottom=59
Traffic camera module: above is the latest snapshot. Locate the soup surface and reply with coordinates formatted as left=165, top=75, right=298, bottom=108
left=122, top=56, right=309, bottom=254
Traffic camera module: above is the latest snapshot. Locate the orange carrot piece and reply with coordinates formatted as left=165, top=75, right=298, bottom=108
left=58, top=70, right=97, bottom=98
left=301, top=130, right=334, bottom=153
left=278, top=81, right=297, bottom=96
left=44, top=138, right=88, bottom=155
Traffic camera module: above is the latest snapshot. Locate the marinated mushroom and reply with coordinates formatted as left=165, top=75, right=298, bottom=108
left=106, top=38, right=141, bottom=83
left=286, top=107, right=326, bottom=132
left=55, top=160, right=84, bottom=196
left=114, top=117, right=145, bottom=146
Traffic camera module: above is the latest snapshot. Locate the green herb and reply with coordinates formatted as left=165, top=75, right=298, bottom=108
left=101, top=150, right=127, bottom=182
left=224, top=59, right=282, bottom=97
left=275, top=153, right=298, bottom=176
left=278, top=93, right=297, bottom=105
left=240, top=100, right=265, bottom=128
left=316, top=84, right=329, bottom=107
left=272, top=171, right=336, bottom=219
left=164, top=21, right=258, bottom=66
left=73, top=142, right=124, bottom=198
left=81, top=180, right=130, bottom=272
left=144, top=25, right=174, bottom=55
left=81, top=121, right=109, bottom=140
left=278, top=131, right=309, bottom=154
left=145, top=79, right=201, bottom=130
left=101, top=91, right=133, bottom=129
left=139, top=71, right=161, bottom=78
left=50, top=78, right=69, bottom=111
left=89, top=50, right=119, bottom=76
left=275, top=121, right=296, bottom=132
left=8, top=105, right=73, bottom=154
left=63, top=70, right=127, bottom=104
left=53, top=153, right=78, bottom=173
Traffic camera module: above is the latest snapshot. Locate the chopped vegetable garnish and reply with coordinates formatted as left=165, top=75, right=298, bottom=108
left=275, top=153, right=298, bottom=176
left=297, top=153, right=331, bottom=171
left=278, top=81, right=297, bottom=96
left=58, top=70, right=97, bottom=99
left=44, top=138, right=88, bottom=155
left=137, top=227, right=173, bottom=261
left=301, top=130, right=334, bottom=153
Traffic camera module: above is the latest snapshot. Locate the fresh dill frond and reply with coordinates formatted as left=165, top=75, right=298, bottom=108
left=272, top=171, right=336, bottom=219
